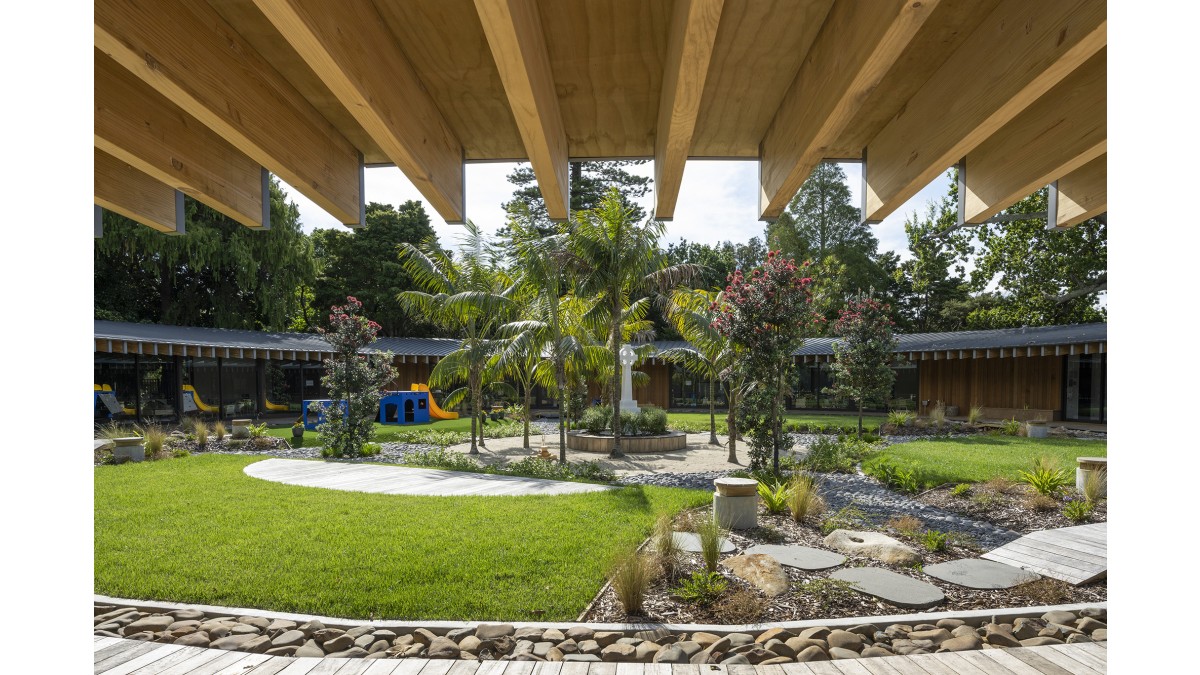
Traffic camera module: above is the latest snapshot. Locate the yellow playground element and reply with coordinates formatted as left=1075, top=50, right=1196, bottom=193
left=183, top=385, right=219, bottom=413
left=265, top=400, right=290, bottom=412
left=412, top=383, right=458, bottom=420
left=95, top=384, right=136, bottom=415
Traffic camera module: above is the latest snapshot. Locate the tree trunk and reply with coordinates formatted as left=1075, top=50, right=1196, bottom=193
left=708, top=374, right=718, bottom=445
left=772, top=367, right=785, bottom=474
left=523, top=384, right=531, bottom=450
left=468, top=370, right=479, bottom=454
left=726, top=384, right=738, bottom=464
left=858, top=400, right=864, bottom=439
left=557, top=360, right=568, bottom=464
left=610, top=313, right=624, bottom=458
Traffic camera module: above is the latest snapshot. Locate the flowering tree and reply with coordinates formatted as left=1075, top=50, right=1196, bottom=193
left=314, top=297, right=396, bottom=458
left=714, top=251, right=822, bottom=472
left=827, top=294, right=900, bottom=437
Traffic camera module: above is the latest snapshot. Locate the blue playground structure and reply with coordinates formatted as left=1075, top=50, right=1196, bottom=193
left=379, top=391, right=430, bottom=425
left=302, top=399, right=349, bottom=430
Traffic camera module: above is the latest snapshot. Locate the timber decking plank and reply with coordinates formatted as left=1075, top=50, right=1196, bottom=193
left=1049, top=644, right=1107, bottom=672
left=953, top=649, right=1020, bottom=674
left=95, top=637, right=124, bottom=651
left=95, top=641, right=167, bottom=672
left=920, top=652, right=992, bottom=675
left=206, top=653, right=272, bottom=675
left=417, top=659, right=457, bottom=675
left=827, top=659, right=874, bottom=675
left=585, top=663, right=617, bottom=675
left=982, top=647, right=1077, bottom=675
left=444, top=659, right=485, bottom=675
left=154, top=649, right=252, bottom=675
left=899, top=652, right=963, bottom=675
left=794, top=663, right=843, bottom=675
left=122, top=646, right=212, bottom=674
left=777, top=665, right=822, bottom=675
left=860, top=655, right=930, bottom=675
left=98, top=644, right=187, bottom=675
left=273, top=656, right=325, bottom=674
left=1033, top=646, right=1104, bottom=674
left=244, top=656, right=301, bottom=674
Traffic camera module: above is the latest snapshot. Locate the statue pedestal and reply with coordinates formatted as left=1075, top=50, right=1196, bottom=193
left=619, top=399, right=640, bottom=414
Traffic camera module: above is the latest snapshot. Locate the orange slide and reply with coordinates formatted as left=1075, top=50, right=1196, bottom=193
left=411, top=383, right=458, bottom=420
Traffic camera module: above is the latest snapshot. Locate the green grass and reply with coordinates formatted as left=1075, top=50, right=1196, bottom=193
left=666, top=411, right=882, bottom=434
left=266, top=417, right=527, bottom=445
left=95, top=454, right=709, bottom=621
left=868, top=436, right=1106, bottom=485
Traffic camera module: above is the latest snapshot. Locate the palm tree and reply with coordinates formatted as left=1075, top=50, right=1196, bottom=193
left=571, top=189, right=698, bottom=457
left=397, top=222, right=514, bottom=454
left=657, top=288, right=742, bottom=459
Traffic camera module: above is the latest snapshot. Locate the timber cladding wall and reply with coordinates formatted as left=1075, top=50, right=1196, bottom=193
left=387, top=361, right=434, bottom=392
left=584, top=363, right=672, bottom=410
left=919, top=356, right=1063, bottom=414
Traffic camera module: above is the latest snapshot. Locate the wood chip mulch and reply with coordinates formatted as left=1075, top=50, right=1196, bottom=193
left=916, top=482, right=1107, bottom=534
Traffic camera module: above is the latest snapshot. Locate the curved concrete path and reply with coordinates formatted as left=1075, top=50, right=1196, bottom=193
left=244, top=458, right=612, bottom=497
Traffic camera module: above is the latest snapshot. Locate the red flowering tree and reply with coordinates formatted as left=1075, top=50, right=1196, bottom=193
left=827, top=293, right=900, bottom=438
left=314, top=297, right=396, bottom=457
left=714, top=251, right=823, bottom=472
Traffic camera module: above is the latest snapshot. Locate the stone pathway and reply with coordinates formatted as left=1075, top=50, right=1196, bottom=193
left=925, top=559, right=1042, bottom=589
left=832, top=567, right=946, bottom=609
left=742, top=544, right=846, bottom=570
left=244, top=458, right=612, bottom=497
left=670, top=531, right=735, bottom=553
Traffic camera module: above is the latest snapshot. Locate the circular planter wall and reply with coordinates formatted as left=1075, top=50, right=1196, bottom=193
left=566, top=430, right=687, bottom=454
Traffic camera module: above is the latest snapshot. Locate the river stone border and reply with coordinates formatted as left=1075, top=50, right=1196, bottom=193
left=94, top=595, right=1106, bottom=663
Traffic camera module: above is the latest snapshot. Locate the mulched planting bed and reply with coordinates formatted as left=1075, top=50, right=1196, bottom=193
left=916, top=481, right=1107, bottom=533
left=95, top=435, right=290, bottom=465
left=583, top=505, right=1106, bottom=625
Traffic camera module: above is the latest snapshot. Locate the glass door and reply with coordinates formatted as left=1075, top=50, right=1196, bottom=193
left=1064, top=354, right=1106, bottom=422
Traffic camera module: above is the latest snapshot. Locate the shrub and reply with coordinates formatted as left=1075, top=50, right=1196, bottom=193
left=886, top=515, right=923, bottom=537
left=404, top=447, right=481, bottom=472
left=581, top=405, right=612, bottom=433
left=360, top=442, right=382, bottom=456
left=695, top=517, right=725, bottom=573
left=1062, top=497, right=1093, bottom=523
left=637, top=407, right=668, bottom=435
left=141, top=425, right=169, bottom=459
left=213, top=420, right=227, bottom=441
left=651, top=513, right=683, bottom=578
left=95, top=422, right=135, bottom=440
left=950, top=483, right=971, bottom=497
left=862, top=456, right=924, bottom=493
left=1018, top=457, right=1072, bottom=496
left=619, top=410, right=641, bottom=436
left=192, top=420, right=209, bottom=449
left=820, top=503, right=870, bottom=535
left=968, top=406, right=983, bottom=425
left=921, top=529, right=949, bottom=552
left=712, top=588, right=766, bottom=624
left=886, top=410, right=913, bottom=428
left=1025, top=493, right=1059, bottom=511
left=1001, top=417, right=1023, bottom=436
left=672, top=571, right=728, bottom=605
left=802, top=435, right=876, bottom=473
left=248, top=422, right=269, bottom=439
left=787, top=472, right=826, bottom=523
left=610, top=548, right=655, bottom=616
left=1082, top=469, right=1107, bottom=503
left=929, top=403, right=946, bottom=428
left=758, top=480, right=791, bottom=514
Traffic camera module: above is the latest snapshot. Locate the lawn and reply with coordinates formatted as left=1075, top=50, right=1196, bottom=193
left=94, top=454, right=709, bottom=621
left=868, top=435, right=1107, bottom=485
left=265, top=417, right=522, bottom=445
left=667, top=411, right=882, bottom=434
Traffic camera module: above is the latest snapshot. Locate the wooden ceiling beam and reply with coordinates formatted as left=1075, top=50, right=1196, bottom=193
left=253, top=0, right=466, bottom=224
left=475, top=0, right=569, bottom=221
left=95, top=0, right=363, bottom=225
left=962, top=49, right=1106, bottom=224
left=758, top=0, right=938, bottom=220
left=95, top=51, right=267, bottom=230
left=1051, top=153, right=1106, bottom=228
left=653, top=0, right=725, bottom=220
left=95, top=148, right=185, bottom=235
left=862, top=0, right=1106, bottom=223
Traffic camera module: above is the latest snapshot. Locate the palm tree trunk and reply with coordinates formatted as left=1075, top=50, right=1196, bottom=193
left=708, top=374, right=718, bottom=445
left=557, top=360, right=567, bottom=464
left=468, top=370, right=479, bottom=455
left=610, top=313, right=624, bottom=459
left=727, top=384, right=738, bottom=463
left=523, top=383, right=531, bottom=449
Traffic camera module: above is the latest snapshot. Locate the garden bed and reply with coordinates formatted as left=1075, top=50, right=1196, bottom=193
left=567, top=430, right=688, bottom=453
left=582, top=505, right=1106, bottom=625
left=916, top=480, right=1107, bottom=534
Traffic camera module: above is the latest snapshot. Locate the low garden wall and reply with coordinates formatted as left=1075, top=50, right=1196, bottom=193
left=566, top=431, right=687, bottom=454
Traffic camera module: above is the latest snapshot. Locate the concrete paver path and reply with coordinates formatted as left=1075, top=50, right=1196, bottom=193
left=244, top=458, right=611, bottom=497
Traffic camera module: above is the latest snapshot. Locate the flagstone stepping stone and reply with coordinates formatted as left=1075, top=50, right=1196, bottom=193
left=743, top=544, right=846, bottom=570
left=671, top=531, right=735, bottom=553
left=824, top=529, right=920, bottom=565
left=923, top=558, right=1042, bottom=589
left=831, top=567, right=945, bottom=609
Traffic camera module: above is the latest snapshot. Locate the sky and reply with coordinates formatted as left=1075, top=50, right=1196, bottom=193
left=282, top=160, right=954, bottom=262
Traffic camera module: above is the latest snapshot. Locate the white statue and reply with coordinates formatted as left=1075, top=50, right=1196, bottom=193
left=619, top=343, right=640, bottom=414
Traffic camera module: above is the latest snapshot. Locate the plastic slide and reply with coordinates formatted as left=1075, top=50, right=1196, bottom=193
left=182, top=385, right=219, bottom=413
left=264, top=400, right=290, bottom=412
left=411, top=383, right=458, bottom=420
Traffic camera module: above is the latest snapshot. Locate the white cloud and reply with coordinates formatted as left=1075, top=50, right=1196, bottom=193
left=285, top=160, right=957, bottom=260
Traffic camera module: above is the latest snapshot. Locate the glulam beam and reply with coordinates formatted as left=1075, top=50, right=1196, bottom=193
left=758, top=0, right=938, bottom=220
left=94, top=0, right=363, bottom=225
left=475, top=0, right=569, bottom=221
left=254, top=0, right=467, bottom=223
left=862, top=0, right=1106, bottom=223
left=94, top=51, right=267, bottom=229
left=95, top=148, right=185, bottom=235
left=654, top=0, right=724, bottom=220
left=1051, top=153, right=1106, bottom=228
left=962, top=49, right=1106, bottom=224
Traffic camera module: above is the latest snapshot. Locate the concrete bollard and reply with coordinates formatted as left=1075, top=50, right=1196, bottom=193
left=713, top=477, right=758, bottom=529
left=1076, top=456, right=1107, bottom=496
left=231, top=418, right=252, bottom=439
left=113, top=437, right=145, bottom=463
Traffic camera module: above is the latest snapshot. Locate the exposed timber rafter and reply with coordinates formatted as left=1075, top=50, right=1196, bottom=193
left=962, top=48, right=1106, bottom=224
left=94, top=50, right=267, bottom=229
left=94, top=0, right=363, bottom=225
left=862, top=0, right=1106, bottom=224
left=475, top=0, right=569, bottom=221
left=759, top=0, right=939, bottom=221
left=253, top=0, right=466, bottom=224
left=95, top=147, right=186, bottom=235
left=654, top=0, right=725, bottom=221
left=1049, top=153, right=1106, bottom=229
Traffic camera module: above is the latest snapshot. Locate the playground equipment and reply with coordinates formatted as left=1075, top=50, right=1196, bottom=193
left=379, top=391, right=430, bottom=425
left=94, top=384, right=126, bottom=418
left=183, top=385, right=218, bottom=413
left=302, top=399, right=349, bottom=430
left=412, top=383, right=458, bottom=420
left=264, top=399, right=290, bottom=412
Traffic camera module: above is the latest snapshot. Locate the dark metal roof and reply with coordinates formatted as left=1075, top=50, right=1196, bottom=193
left=368, top=337, right=463, bottom=357
left=94, top=320, right=334, bottom=352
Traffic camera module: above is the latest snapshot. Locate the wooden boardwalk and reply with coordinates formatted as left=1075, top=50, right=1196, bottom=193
left=244, top=458, right=612, bottom=497
left=94, top=637, right=1107, bottom=674
left=982, top=523, right=1107, bottom=586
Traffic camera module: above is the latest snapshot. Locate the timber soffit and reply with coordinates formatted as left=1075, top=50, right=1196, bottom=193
left=94, top=0, right=1106, bottom=230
